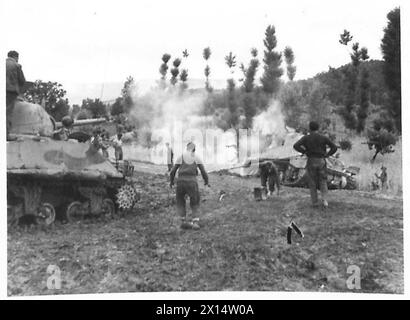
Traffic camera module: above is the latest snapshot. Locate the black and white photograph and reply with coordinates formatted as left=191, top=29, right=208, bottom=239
left=2, top=0, right=406, bottom=299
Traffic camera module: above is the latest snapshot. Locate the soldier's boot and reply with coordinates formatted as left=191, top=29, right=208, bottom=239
left=180, top=217, right=191, bottom=229
left=190, top=217, right=200, bottom=230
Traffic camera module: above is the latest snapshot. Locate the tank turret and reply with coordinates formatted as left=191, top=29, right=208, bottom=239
left=9, top=98, right=107, bottom=138
left=9, top=98, right=56, bottom=136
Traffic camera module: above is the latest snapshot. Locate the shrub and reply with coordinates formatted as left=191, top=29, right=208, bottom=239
left=366, top=128, right=397, bottom=161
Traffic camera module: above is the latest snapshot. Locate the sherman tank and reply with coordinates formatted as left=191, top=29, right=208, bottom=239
left=230, top=130, right=358, bottom=190
left=7, top=98, right=137, bottom=227
left=259, top=156, right=358, bottom=190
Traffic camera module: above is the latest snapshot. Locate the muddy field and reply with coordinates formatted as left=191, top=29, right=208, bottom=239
left=7, top=163, right=403, bottom=296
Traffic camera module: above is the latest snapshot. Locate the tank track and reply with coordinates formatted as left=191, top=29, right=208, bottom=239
left=7, top=174, right=127, bottom=226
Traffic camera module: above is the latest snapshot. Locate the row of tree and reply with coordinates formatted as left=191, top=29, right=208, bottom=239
left=23, top=7, right=401, bottom=161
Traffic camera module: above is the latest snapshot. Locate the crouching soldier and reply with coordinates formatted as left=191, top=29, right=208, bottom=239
left=170, top=142, right=210, bottom=230
left=259, top=160, right=280, bottom=196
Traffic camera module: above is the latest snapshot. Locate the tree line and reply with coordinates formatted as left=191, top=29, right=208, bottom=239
left=23, top=7, right=401, bottom=160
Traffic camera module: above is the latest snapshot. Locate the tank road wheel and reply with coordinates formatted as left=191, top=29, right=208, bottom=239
left=66, top=201, right=86, bottom=223
left=7, top=203, right=24, bottom=228
left=36, top=203, right=56, bottom=226
left=102, top=198, right=116, bottom=219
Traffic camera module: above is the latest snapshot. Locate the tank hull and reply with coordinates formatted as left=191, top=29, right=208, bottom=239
left=7, top=137, right=125, bottom=225
left=237, top=156, right=357, bottom=190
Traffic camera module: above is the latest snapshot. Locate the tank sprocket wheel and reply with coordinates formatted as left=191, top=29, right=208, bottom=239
left=116, top=184, right=139, bottom=210
left=66, top=201, right=85, bottom=223
left=36, top=203, right=56, bottom=226
left=102, top=198, right=116, bottom=218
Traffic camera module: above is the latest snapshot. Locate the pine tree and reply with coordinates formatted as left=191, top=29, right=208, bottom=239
left=121, top=76, right=136, bottom=113
left=357, top=48, right=370, bottom=133
left=241, top=48, right=259, bottom=128
left=242, top=48, right=259, bottom=93
left=179, top=69, right=188, bottom=91
left=203, top=47, right=212, bottom=92
left=284, top=46, right=296, bottom=81
left=339, top=30, right=370, bottom=132
left=260, top=25, right=283, bottom=95
left=381, top=7, right=401, bottom=132
left=225, top=51, right=237, bottom=98
left=225, top=51, right=240, bottom=159
left=170, top=58, right=181, bottom=86
left=159, top=53, right=171, bottom=88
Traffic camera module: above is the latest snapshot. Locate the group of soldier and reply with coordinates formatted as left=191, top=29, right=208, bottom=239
left=166, top=120, right=339, bottom=230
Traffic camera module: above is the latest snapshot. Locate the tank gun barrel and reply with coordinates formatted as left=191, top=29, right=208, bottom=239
left=55, top=118, right=107, bottom=129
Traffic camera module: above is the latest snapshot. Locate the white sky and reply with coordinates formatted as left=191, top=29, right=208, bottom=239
left=0, top=0, right=404, bottom=96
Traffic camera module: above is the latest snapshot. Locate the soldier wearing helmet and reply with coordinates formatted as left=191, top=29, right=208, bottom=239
left=53, top=115, right=73, bottom=140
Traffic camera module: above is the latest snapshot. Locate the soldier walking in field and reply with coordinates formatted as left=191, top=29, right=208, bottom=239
left=169, top=142, right=210, bottom=230
left=112, top=132, right=124, bottom=161
left=293, top=121, right=338, bottom=208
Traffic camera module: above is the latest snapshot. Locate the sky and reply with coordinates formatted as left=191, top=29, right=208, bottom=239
left=0, top=0, right=404, bottom=103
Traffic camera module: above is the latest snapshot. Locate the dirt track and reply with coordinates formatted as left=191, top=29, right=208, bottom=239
left=7, top=162, right=403, bottom=295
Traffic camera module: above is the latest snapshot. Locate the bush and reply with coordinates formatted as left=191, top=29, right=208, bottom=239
left=76, top=109, right=90, bottom=120
left=372, top=113, right=395, bottom=132
left=366, top=128, right=397, bottom=161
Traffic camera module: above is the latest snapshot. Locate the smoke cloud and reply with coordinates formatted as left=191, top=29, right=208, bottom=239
left=123, top=86, right=296, bottom=169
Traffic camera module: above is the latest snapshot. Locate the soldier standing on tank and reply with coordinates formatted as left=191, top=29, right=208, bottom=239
left=6, top=50, right=26, bottom=139
left=169, top=142, right=210, bottom=230
left=112, top=132, right=123, bottom=161
left=100, top=131, right=110, bottom=158
left=293, top=121, right=338, bottom=208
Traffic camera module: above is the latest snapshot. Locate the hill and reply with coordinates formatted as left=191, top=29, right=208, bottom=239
left=311, top=59, right=387, bottom=107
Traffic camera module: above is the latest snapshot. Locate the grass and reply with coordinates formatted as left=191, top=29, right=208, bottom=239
left=338, top=137, right=402, bottom=195
left=7, top=167, right=403, bottom=296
